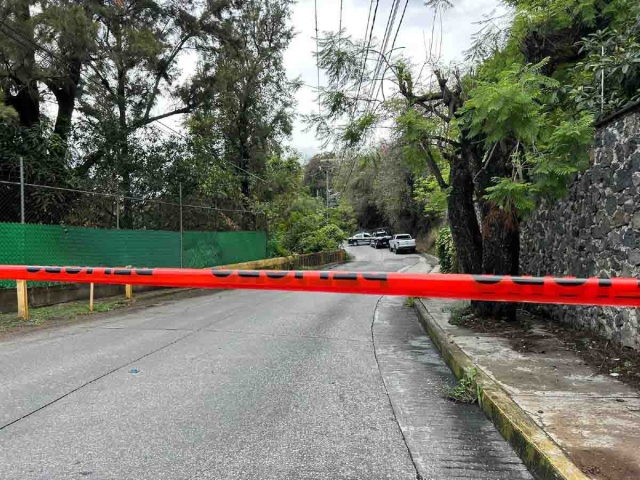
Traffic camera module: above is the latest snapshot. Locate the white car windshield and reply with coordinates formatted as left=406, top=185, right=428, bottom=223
left=396, top=234, right=411, bottom=240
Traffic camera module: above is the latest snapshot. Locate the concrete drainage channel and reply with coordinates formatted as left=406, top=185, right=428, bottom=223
left=412, top=297, right=589, bottom=480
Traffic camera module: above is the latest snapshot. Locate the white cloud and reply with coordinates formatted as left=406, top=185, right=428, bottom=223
left=284, top=0, right=508, bottom=159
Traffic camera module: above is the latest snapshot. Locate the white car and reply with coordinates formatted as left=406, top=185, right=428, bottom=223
left=348, top=232, right=372, bottom=246
left=390, top=234, right=416, bottom=253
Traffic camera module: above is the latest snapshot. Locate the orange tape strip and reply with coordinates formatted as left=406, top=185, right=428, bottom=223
left=0, top=265, right=638, bottom=307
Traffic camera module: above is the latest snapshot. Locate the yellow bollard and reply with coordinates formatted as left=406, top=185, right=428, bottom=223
left=89, top=283, right=95, bottom=312
left=16, top=280, right=29, bottom=320
left=125, top=265, right=133, bottom=300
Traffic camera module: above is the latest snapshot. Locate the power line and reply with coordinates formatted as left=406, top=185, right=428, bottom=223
left=334, top=0, right=378, bottom=190
left=340, top=0, right=410, bottom=195
left=314, top=0, right=321, bottom=115
left=390, top=0, right=410, bottom=54
left=338, top=0, right=381, bottom=194
left=369, top=0, right=402, bottom=105
left=368, top=0, right=400, bottom=101
left=0, top=180, right=255, bottom=213
left=155, top=121, right=267, bottom=184
left=339, top=0, right=343, bottom=38
left=354, top=0, right=379, bottom=106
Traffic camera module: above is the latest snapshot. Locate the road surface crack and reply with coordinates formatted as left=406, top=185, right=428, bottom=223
left=371, top=295, right=423, bottom=480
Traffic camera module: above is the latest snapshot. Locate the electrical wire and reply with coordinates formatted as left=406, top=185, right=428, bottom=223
left=314, top=0, right=321, bottom=115
left=0, top=180, right=255, bottom=213
left=334, top=0, right=378, bottom=189
left=155, top=121, right=267, bottom=184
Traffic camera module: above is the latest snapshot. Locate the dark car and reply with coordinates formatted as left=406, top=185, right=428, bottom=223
left=370, top=229, right=392, bottom=249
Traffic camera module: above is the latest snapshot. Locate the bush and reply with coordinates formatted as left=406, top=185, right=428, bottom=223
left=299, top=224, right=346, bottom=253
left=436, top=226, right=457, bottom=273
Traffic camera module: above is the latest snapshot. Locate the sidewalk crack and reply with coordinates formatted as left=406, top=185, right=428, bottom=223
left=371, top=295, right=423, bottom=480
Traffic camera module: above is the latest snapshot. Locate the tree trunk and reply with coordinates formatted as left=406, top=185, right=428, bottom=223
left=474, top=206, right=520, bottom=320
left=4, top=2, right=40, bottom=127
left=473, top=143, right=520, bottom=320
left=48, top=58, right=82, bottom=142
left=6, top=85, right=40, bottom=127
left=447, top=152, right=483, bottom=275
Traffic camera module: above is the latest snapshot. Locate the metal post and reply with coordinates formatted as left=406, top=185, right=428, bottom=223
left=116, top=196, right=120, bottom=229
left=601, top=46, right=605, bottom=113
left=179, top=182, right=183, bottom=268
left=19, top=157, right=25, bottom=224
left=325, top=167, right=329, bottom=222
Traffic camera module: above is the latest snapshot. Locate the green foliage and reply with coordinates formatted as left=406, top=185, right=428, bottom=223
left=444, top=367, right=479, bottom=403
left=447, top=303, right=473, bottom=326
left=461, top=60, right=560, bottom=145
left=343, top=112, right=378, bottom=146
left=531, top=112, right=594, bottom=195
left=414, top=169, right=450, bottom=217
left=435, top=226, right=457, bottom=273
left=573, top=4, right=640, bottom=115
left=299, top=224, right=347, bottom=254
left=484, top=178, right=537, bottom=216
left=263, top=157, right=355, bottom=257
left=340, top=142, right=439, bottom=235
left=0, top=92, right=17, bottom=122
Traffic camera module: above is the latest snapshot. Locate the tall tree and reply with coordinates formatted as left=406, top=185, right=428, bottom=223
left=75, top=0, right=235, bottom=226
left=191, top=0, right=298, bottom=199
left=309, top=0, right=604, bottom=319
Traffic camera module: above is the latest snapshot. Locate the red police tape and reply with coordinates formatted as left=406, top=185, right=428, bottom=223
left=1, top=264, right=640, bottom=307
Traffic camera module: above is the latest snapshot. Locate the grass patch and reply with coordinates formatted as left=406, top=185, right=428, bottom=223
left=404, top=297, right=416, bottom=307
left=444, top=302, right=473, bottom=325
left=0, top=299, right=126, bottom=333
left=444, top=367, right=479, bottom=403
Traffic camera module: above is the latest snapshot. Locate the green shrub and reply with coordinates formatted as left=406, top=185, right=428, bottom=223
left=435, top=226, right=457, bottom=273
left=299, top=224, right=346, bottom=253
left=444, top=367, right=478, bottom=403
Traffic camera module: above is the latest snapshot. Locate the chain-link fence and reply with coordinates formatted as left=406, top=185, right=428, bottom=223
left=0, top=180, right=263, bottom=232
left=0, top=170, right=268, bottom=285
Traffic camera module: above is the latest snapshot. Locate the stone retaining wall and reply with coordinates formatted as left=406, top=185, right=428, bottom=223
left=521, top=106, right=640, bottom=349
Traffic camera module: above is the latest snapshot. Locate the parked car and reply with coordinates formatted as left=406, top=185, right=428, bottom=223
left=347, top=232, right=373, bottom=246
left=389, top=234, right=416, bottom=253
left=370, top=229, right=393, bottom=249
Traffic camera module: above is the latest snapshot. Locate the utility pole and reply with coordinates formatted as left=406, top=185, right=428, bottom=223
left=19, top=156, right=25, bottom=224
left=179, top=182, right=183, bottom=268
left=325, top=166, right=329, bottom=221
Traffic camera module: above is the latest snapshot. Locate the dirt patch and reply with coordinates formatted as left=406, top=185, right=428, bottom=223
left=449, top=306, right=640, bottom=391
left=571, top=448, right=640, bottom=480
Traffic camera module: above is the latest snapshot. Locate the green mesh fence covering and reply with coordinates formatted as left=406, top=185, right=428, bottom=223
left=0, top=223, right=267, bottom=287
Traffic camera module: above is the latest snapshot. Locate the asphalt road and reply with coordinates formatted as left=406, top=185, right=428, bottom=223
left=0, top=246, right=531, bottom=480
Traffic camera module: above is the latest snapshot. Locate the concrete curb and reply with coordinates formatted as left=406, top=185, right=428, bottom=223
left=211, top=249, right=346, bottom=271
left=414, top=299, right=589, bottom=480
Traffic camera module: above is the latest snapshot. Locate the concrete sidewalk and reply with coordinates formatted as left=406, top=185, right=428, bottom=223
left=415, top=288, right=640, bottom=480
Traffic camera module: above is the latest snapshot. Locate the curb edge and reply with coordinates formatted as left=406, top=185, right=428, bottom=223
left=414, top=298, right=590, bottom=480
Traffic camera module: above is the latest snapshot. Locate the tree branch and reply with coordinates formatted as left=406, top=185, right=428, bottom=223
left=426, top=134, right=461, bottom=148
left=143, top=35, right=192, bottom=123
left=414, top=91, right=443, bottom=103
left=420, top=142, right=449, bottom=189
left=133, top=105, right=193, bottom=130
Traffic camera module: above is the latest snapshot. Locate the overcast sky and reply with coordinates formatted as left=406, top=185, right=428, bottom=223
left=284, top=0, right=508, bottom=159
